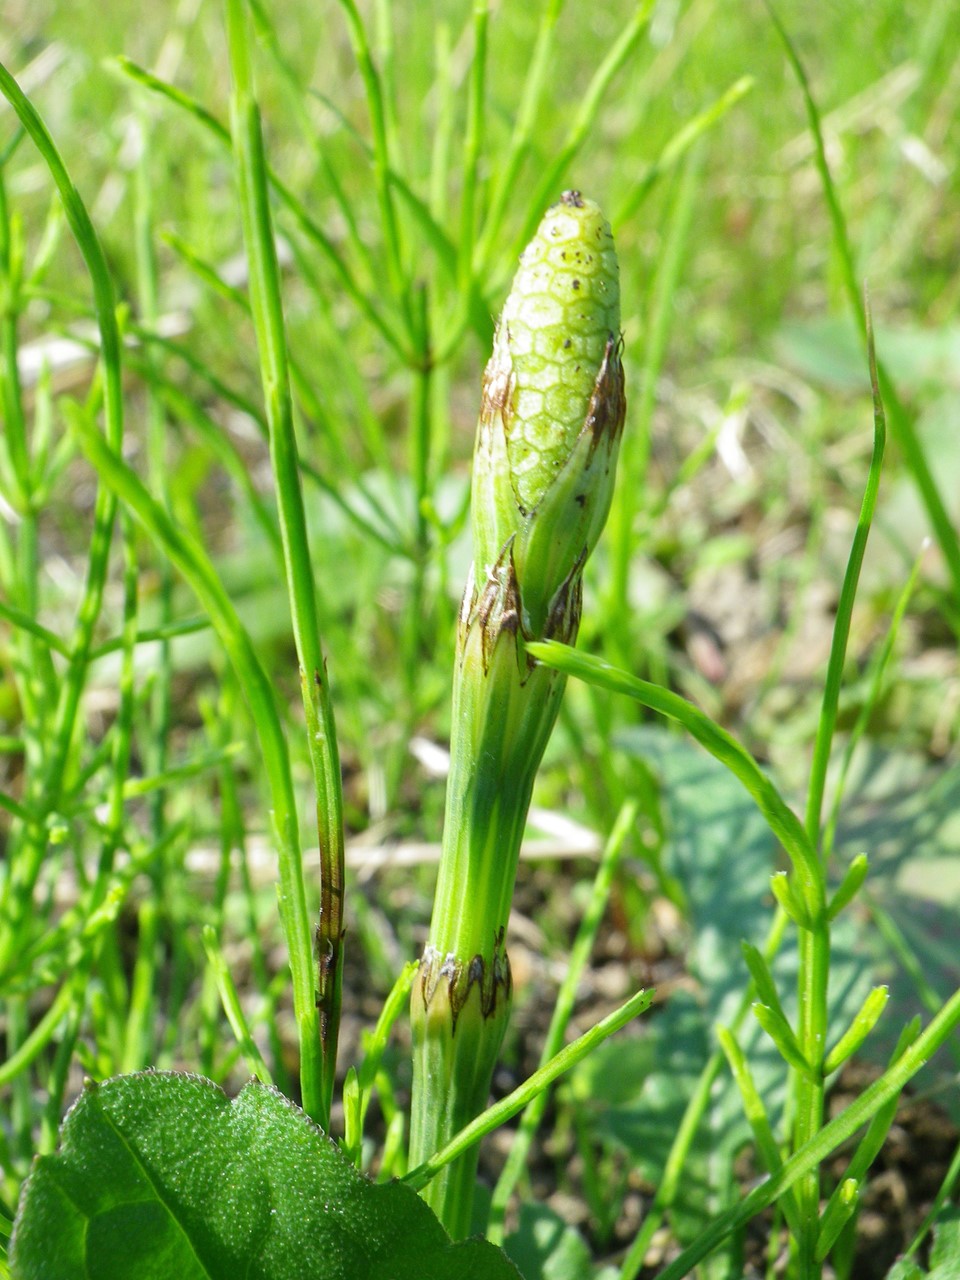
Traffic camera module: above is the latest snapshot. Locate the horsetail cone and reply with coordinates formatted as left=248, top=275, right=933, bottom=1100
left=430, top=188, right=625, bottom=964
left=473, top=190, right=625, bottom=635
left=409, top=193, right=626, bottom=1238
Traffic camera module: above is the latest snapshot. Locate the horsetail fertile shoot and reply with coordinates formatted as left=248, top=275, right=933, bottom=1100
left=409, top=191, right=626, bottom=1237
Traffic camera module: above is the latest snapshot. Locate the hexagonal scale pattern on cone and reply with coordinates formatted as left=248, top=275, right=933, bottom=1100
left=497, top=191, right=620, bottom=512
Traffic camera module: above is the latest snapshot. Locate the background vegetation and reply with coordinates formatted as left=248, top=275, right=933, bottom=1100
left=1, top=0, right=958, bottom=1275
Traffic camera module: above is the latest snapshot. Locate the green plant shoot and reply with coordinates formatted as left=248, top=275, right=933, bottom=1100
left=409, top=191, right=626, bottom=1238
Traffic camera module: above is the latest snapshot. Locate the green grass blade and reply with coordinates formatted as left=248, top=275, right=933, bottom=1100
left=247, top=0, right=380, bottom=289
left=0, top=58, right=125, bottom=963
left=0, top=979, right=78, bottom=1088
left=403, top=986, right=654, bottom=1194
left=717, top=1026, right=802, bottom=1235
left=0, top=69, right=122, bottom=443
left=150, top=381, right=283, bottom=564
left=613, top=75, right=754, bottom=225
left=821, top=543, right=925, bottom=861
left=803, top=296, right=886, bottom=850
left=513, top=0, right=656, bottom=258
left=606, top=151, right=700, bottom=652
left=113, top=55, right=230, bottom=142
left=156, top=231, right=410, bottom=550
left=0, top=791, right=35, bottom=825
left=335, top=0, right=407, bottom=313
left=66, top=407, right=323, bottom=1123
left=202, top=924, right=274, bottom=1084
left=0, top=157, right=29, bottom=510
left=301, top=81, right=463, bottom=290
left=474, top=0, right=564, bottom=270
left=901, top=1135, right=960, bottom=1264
left=618, top=907, right=791, bottom=1280
left=766, top=1, right=960, bottom=610
left=0, top=600, right=68, bottom=656
left=88, top=616, right=210, bottom=661
left=115, top=55, right=411, bottom=361
left=341, top=960, right=418, bottom=1167
left=457, top=0, right=488, bottom=293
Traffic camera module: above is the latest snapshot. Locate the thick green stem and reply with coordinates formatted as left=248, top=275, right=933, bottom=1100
left=408, top=563, right=568, bottom=1233
left=410, top=194, right=625, bottom=1238
left=410, top=941, right=511, bottom=1236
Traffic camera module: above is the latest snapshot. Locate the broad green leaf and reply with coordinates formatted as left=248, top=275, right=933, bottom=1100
left=883, top=1208, right=960, bottom=1280
left=11, top=1073, right=520, bottom=1280
left=833, top=742, right=960, bottom=1103
left=775, top=318, right=960, bottom=395
left=929, top=1207, right=960, bottom=1277
left=885, top=1262, right=926, bottom=1280
left=504, top=1204, right=594, bottom=1280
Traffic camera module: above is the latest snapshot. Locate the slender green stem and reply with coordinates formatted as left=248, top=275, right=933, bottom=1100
left=457, top=0, right=488, bottom=292
left=248, top=0, right=381, bottom=291
left=474, top=0, right=563, bottom=271
left=343, top=961, right=418, bottom=1167
left=0, top=161, right=29, bottom=510
left=803, top=300, right=886, bottom=845
left=0, top=600, right=68, bottom=657
left=116, top=55, right=412, bottom=361
left=67, top=409, right=324, bottom=1123
left=487, top=801, right=637, bottom=1244
left=164, top=225, right=407, bottom=548
left=822, top=545, right=925, bottom=860
left=428, top=21, right=453, bottom=222
left=512, top=0, right=655, bottom=258
left=99, top=512, right=138, bottom=885
left=119, top=119, right=173, bottom=1075
left=791, top=301, right=885, bottom=1276
left=225, top=0, right=346, bottom=1127
left=793, top=921, right=829, bottom=1276
left=404, top=283, right=432, bottom=684
left=405, top=986, right=654, bottom=1193
left=767, top=0, right=960, bottom=609
left=902, top=1138, right=960, bottom=1262
left=655, top=986, right=960, bottom=1280
left=202, top=925, right=273, bottom=1083
left=0, top=792, right=34, bottom=824
left=0, top=58, right=124, bottom=968
left=617, top=908, right=789, bottom=1280
left=88, top=616, right=210, bottom=660
left=40, top=992, right=84, bottom=1155
left=373, top=0, right=400, bottom=166
left=335, top=0, right=408, bottom=317
left=527, top=641, right=820, bottom=898
left=613, top=76, right=754, bottom=226
left=0, top=980, right=79, bottom=1088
